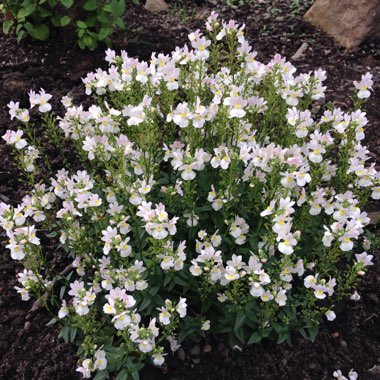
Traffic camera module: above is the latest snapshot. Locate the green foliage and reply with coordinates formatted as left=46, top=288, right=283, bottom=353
left=1, top=0, right=129, bottom=49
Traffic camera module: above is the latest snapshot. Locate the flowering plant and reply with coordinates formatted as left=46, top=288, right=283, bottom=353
left=1, top=12, right=379, bottom=379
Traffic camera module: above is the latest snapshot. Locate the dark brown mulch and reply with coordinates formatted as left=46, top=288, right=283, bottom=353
left=0, top=1, right=379, bottom=379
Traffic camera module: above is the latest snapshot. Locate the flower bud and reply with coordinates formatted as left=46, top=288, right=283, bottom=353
left=294, top=230, right=301, bottom=240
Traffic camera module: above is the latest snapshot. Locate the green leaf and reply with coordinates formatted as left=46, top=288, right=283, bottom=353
left=93, top=370, right=109, bottom=380
left=138, top=297, right=151, bottom=312
left=77, top=28, right=85, bottom=37
left=70, top=326, right=78, bottom=342
left=29, top=24, right=50, bottom=40
left=3, top=20, right=13, bottom=34
left=261, top=327, right=273, bottom=338
left=277, top=332, right=290, bottom=344
left=114, top=16, right=125, bottom=29
left=97, top=11, right=111, bottom=24
left=98, top=26, right=111, bottom=40
left=163, top=273, right=173, bottom=287
left=307, top=325, right=319, bottom=343
left=103, top=4, right=112, bottom=12
left=174, top=276, right=188, bottom=287
left=38, top=7, right=52, bottom=18
left=17, top=4, right=36, bottom=19
left=16, top=29, right=27, bottom=43
left=247, top=332, right=262, bottom=344
left=59, top=325, right=70, bottom=343
left=83, top=0, right=98, bottom=11
left=16, top=23, right=24, bottom=34
left=110, top=0, right=126, bottom=17
left=77, top=39, right=86, bottom=49
left=24, top=22, right=34, bottom=32
left=47, top=0, right=58, bottom=6
left=234, top=313, right=246, bottom=332
left=60, top=0, right=74, bottom=8
left=298, top=328, right=307, bottom=339
left=76, top=20, right=88, bottom=29
left=59, top=15, right=71, bottom=26
left=46, top=318, right=58, bottom=326
left=59, top=285, right=66, bottom=299
left=83, top=14, right=97, bottom=27
left=201, top=297, right=212, bottom=313
left=115, top=369, right=129, bottom=380
left=148, top=286, right=160, bottom=297
left=83, top=34, right=96, bottom=49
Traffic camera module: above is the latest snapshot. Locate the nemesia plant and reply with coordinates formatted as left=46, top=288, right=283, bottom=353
left=1, top=12, right=379, bottom=379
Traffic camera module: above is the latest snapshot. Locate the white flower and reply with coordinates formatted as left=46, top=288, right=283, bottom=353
left=76, top=358, right=92, bottom=378
left=314, top=285, right=327, bottom=299
left=304, top=275, right=317, bottom=288
left=176, top=297, right=187, bottom=317
left=277, top=233, right=297, bottom=255
left=355, top=251, right=373, bottom=266
left=371, top=186, right=380, bottom=200
left=58, top=300, right=68, bottom=318
left=353, top=72, right=373, bottom=99
left=118, top=237, right=132, bottom=257
left=152, top=353, right=166, bottom=366
left=333, top=370, right=348, bottom=380
left=275, top=289, right=287, bottom=306
left=139, top=339, right=154, bottom=353
left=201, top=320, right=211, bottom=331
left=112, top=312, right=131, bottom=330
left=103, top=303, right=116, bottom=315
left=250, top=282, right=264, bottom=297
left=94, top=350, right=107, bottom=371
left=181, top=165, right=196, bottom=180
left=325, top=309, right=336, bottom=321
left=350, top=291, right=360, bottom=301
left=348, top=369, right=358, bottom=380
left=190, top=264, right=202, bottom=276
left=159, top=308, right=171, bottom=325
left=15, top=286, right=30, bottom=301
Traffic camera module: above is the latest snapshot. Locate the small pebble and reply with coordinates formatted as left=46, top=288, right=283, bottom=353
left=24, top=321, right=32, bottom=331
left=190, top=345, right=201, bottom=356
left=177, top=347, right=186, bottom=361
left=203, top=344, right=212, bottom=353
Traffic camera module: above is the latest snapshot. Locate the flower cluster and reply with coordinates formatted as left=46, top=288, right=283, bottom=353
left=1, top=12, right=378, bottom=379
left=333, top=369, right=358, bottom=380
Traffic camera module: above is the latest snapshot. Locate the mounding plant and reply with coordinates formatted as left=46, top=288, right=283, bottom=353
left=1, top=12, right=379, bottom=379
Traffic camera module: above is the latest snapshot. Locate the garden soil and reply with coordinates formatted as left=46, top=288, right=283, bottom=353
left=0, top=1, right=379, bottom=379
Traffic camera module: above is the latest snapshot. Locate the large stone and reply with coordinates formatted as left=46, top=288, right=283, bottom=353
left=144, top=0, right=169, bottom=12
left=304, top=0, right=380, bottom=50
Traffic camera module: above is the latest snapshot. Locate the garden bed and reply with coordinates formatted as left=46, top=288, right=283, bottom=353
left=0, top=1, right=379, bottom=379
